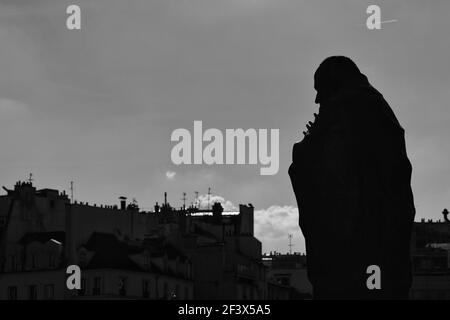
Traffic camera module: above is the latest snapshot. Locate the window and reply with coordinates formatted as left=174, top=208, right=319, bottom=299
left=118, top=277, right=127, bottom=296
left=10, top=255, right=17, bottom=271
left=144, top=255, right=150, bottom=269
left=31, top=254, right=38, bottom=269
left=44, top=284, right=54, bottom=300
left=142, top=280, right=150, bottom=298
left=28, top=285, right=37, bottom=300
left=242, top=286, right=247, bottom=300
left=78, top=278, right=86, bottom=296
left=163, top=282, right=168, bottom=299
left=49, top=254, right=56, bottom=268
left=174, top=284, right=180, bottom=300
left=275, top=274, right=290, bottom=286
left=7, top=286, right=17, bottom=300
left=0, top=216, right=6, bottom=227
left=93, top=277, right=102, bottom=295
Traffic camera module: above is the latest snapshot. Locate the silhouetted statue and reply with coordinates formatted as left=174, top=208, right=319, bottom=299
left=289, top=56, right=416, bottom=299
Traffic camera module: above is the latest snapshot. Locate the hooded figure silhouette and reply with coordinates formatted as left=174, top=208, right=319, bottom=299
left=289, top=56, right=415, bottom=299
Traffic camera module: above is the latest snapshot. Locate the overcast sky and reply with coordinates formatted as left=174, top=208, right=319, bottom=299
left=0, top=0, right=449, bottom=254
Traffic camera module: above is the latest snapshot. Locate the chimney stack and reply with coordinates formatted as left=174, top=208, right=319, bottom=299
left=443, top=208, right=449, bottom=223
left=212, top=202, right=223, bottom=224
left=119, top=196, right=127, bottom=210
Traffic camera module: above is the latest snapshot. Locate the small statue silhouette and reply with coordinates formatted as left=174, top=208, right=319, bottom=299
left=289, top=56, right=416, bottom=299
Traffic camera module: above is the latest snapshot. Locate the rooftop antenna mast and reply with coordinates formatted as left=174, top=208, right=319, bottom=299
left=194, top=191, right=199, bottom=208
left=288, top=234, right=293, bottom=254
left=28, top=173, right=34, bottom=184
left=207, top=187, right=211, bottom=211
left=181, top=192, right=187, bottom=210
left=70, top=181, right=74, bottom=203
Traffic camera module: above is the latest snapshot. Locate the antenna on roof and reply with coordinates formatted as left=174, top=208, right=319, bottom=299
left=27, top=173, right=34, bottom=184
left=181, top=192, right=187, bottom=210
left=70, top=181, right=74, bottom=203
left=207, top=187, right=211, bottom=211
left=288, top=234, right=294, bottom=254
left=194, top=191, right=199, bottom=208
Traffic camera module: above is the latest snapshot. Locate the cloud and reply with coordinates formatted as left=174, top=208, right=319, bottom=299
left=188, top=194, right=304, bottom=253
left=196, top=193, right=236, bottom=211
left=192, top=196, right=304, bottom=252
left=165, top=171, right=176, bottom=180
left=254, top=205, right=305, bottom=254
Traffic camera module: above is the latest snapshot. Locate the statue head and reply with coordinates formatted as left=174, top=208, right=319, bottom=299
left=314, top=56, right=366, bottom=104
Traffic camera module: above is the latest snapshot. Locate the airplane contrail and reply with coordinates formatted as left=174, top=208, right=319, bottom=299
left=381, top=19, right=398, bottom=24
left=361, top=19, right=398, bottom=28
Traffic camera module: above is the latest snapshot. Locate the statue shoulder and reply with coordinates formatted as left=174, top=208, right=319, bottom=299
left=292, top=139, right=307, bottom=162
left=292, top=140, right=304, bottom=153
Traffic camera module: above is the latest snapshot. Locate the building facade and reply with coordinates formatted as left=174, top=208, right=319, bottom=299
left=0, top=182, right=193, bottom=300
left=410, top=211, right=450, bottom=300
left=0, top=181, right=271, bottom=300
left=143, top=201, right=268, bottom=300
left=262, top=252, right=312, bottom=299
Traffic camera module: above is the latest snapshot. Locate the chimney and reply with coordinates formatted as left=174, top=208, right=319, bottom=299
left=443, top=208, right=449, bottom=223
left=212, top=202, right=223, bottom=224
left=119, top=196, right=127, bottom=210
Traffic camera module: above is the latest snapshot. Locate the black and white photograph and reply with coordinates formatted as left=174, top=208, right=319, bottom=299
left=0, top=0, right=449, bottom=307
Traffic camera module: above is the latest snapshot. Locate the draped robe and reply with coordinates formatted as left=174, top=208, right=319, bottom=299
left=288, top=80, right=415, bottom=299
